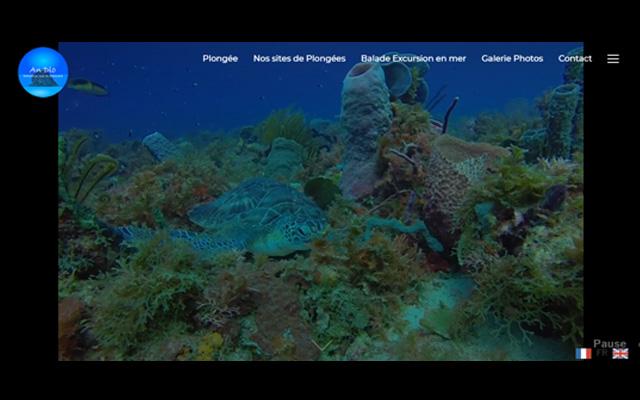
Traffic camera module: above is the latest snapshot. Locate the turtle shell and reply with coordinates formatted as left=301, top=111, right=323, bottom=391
left=187, top=178, right=325, bottom=234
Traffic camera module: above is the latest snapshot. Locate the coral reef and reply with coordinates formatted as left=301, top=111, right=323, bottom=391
left=340, top=62, right=392, bottom=199
left=423, top=135, right=509, bottom=253
left=58, top=135, right=121, bottom=278
left=364, top=216, right=443, bottom=253
left=388, top=102, right=431, bottom=136
left=454, top=147, right=575, bottom=246
left=142, top=131, right=180, bottom=162
left=104, top=140, right=156, bottom=177
left=250, top=264, right=320, bottom=360
left=93, top=140, right=249, bottom=228
left=89, top=233, right=212, bottom=357
left=57, top=49, right=583, bottom=361
left=58, top=213, right=119, bottom=277
left=374, top=102, right=433, bottom=219
left=452, top=147, right=583, bottom=345
left=310, top=202, right=427, bottom=296
left=194, top=267, right=252, bottom=331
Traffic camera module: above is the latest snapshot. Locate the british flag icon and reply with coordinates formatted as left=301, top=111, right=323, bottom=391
left=612, top=348, right=629, bottom=359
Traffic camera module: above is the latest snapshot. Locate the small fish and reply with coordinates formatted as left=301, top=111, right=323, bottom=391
left=128, top=129, right=133, bottom=138
left=67, top=78, right=108, bottom=96
left=258, top=95, right=266, bottom=101
left=192, top=82, right=199, bottom=87
left=93, top=131, right=101, bottom=140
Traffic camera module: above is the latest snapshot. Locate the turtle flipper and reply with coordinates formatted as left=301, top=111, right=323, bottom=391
left=113, top=225, right=155, bottom=242
left=168, top=229, right=248, bottom=254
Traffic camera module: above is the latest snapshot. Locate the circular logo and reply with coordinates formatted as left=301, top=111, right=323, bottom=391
left=18, top=47, right=69, bottom=98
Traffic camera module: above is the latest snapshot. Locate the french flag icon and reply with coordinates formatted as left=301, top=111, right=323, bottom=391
left=576, top=348, right=592, bottom=360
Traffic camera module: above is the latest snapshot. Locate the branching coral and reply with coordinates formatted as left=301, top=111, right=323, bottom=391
left=195, top=296, right=240, bottom=331
left=194, top=269, right=251, bottom=330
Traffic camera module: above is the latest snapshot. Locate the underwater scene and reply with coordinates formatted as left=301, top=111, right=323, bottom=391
left=58, top=42, right=584, bottom=361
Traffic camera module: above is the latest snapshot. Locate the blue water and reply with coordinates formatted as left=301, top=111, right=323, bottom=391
left=58, top=42, right=581, bottom=142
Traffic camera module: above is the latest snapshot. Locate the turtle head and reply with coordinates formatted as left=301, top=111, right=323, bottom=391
left=250, top=215, right=326, bottom=256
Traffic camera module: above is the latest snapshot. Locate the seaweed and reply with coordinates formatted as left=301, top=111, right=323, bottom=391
left=452, top=145, right=583, bottom=346
left=59, top=135, right=118, bottom=207
left=93, top=141, right=241, bottom=228
left=256, top=107, right=314, bottom=148
left=89, top=232, right=212, bottom=357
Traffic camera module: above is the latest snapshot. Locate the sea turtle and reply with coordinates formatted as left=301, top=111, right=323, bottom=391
left=115, top=177, right=327, bottom=257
